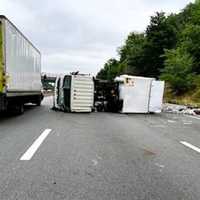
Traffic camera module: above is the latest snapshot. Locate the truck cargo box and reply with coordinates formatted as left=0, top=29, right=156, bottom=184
left=115, top=75, right=165, bottom=113
left=0, top=15, right=43, bottom=113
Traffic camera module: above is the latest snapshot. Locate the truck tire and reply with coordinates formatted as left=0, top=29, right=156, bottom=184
left=36, top=97, right=42, bottom=106
left=35, top=95, right=42, bottom=106
left=14, top=103, right=24, bottom=115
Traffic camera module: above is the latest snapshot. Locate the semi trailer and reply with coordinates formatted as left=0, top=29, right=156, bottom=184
left=0, top=15, right=43, bottom=114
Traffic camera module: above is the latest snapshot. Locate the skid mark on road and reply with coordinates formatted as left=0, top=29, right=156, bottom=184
left=180, top=141, right=200, bottom=154
left=20, top=129, right=52, bottom=161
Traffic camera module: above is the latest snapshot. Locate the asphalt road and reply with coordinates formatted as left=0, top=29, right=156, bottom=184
left=0, top=97, right=200, bottom=200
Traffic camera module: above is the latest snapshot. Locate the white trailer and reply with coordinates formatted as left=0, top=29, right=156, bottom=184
left=53, top=74, right=94, bottom=112
left=0, top=16, right=43, bottom=114
left=115, top=75, right=165, bottom=113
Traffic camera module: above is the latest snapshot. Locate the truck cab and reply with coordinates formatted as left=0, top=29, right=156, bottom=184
left=53, top=74, right=94, bottom=113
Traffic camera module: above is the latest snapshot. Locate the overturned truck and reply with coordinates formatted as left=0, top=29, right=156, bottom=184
left=94, top=75, right=165, bottom=114
left=53, top=73, right=164, bottom=114
left=53, top=73, right=94, bottom=112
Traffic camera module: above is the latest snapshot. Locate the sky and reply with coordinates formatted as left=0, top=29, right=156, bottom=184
left=0, top=0, right=195, bottom=75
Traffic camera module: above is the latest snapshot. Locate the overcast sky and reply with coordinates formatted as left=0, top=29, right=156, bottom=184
left=1, top=0, right=194, bottom=75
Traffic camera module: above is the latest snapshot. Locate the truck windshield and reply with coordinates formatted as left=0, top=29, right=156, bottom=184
left=63, top=76, right=71, bottom=89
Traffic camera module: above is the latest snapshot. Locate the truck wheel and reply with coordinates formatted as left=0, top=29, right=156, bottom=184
left=35, top=96, right=42, bottom=106
left=36, top=99, right=41, bottom=106
left=14, top=104, right=24, bottom=115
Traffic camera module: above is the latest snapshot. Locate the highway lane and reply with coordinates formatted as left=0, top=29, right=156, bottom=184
left=0, top=97, right=200, bottom=199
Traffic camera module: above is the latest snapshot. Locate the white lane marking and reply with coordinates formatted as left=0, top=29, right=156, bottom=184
left=187, top=115, right=200, bottom=120
left=20, top=129, right=52, bottom=161
left=180, top=141, right=200, bottom=153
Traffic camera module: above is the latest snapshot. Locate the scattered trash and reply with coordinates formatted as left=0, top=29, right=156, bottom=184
left=167, top=120, right=176, bottom=123
left=163, top=103, right=200, bottom=116
left=184, top=122, right=192, bottom=125
left=92, top=159, right=98, bottom=166
left=96, top=155, right=102, bottom=160
left=155, top=163, right=165, bottom=168
left=194, top=110, right=200, bottom=115
left=142, top=148, right=156, bottom=156
left=155, top=163, right=165, bottom=172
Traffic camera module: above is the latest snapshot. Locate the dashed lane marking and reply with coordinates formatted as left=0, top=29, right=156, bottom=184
left=20, top=129, right=52, bottom=161
left=180, top=141, right=200, bottom=154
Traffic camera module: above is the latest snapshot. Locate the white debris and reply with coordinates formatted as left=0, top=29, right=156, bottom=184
left=167, top=120, right=176, bottom=123
left=92, top=159, right=98, bottom=166
left=155, top=163, right=165, bottom=168
left=163, top=103, right=200, bottom=116
left=155, top=163, right=165, bottom=172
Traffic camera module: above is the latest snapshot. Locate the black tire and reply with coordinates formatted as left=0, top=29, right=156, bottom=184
left=14, top=103, right=24, bottom=115
left=35, top=96, right=42, bottom=106
left=36, top=100, right=41, bottom=106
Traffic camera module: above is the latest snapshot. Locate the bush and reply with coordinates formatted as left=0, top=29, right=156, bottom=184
left=160, top=47, right=194, bottom=94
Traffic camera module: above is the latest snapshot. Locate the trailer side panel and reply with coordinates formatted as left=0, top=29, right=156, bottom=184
left=5, top=19, right=41, bottom=95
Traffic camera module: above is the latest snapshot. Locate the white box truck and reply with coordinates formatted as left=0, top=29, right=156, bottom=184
left=53, top=73, right=94, bottom=112
left=115, top=75, right=165, bottom=113
left=0, top=16, right=43, bottom=114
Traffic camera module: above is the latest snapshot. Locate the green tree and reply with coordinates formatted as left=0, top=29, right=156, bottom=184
left=96, top=0, right=200, bottom=100
left=179, top=24, right=200, bottom=74
left=161, top=47, right=194, bottom=94
left=118, top=32, right=146, bottom=75
left=142, top=12, right=177, bottom=77
left=96, top=58, right=119, bottom=80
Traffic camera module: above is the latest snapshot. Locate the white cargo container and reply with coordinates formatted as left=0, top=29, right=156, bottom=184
left=53, top=74, right=94, bottom=112
left=115, top=75, right=165, bottom=113
left=0, top=15, right=43, bottom=114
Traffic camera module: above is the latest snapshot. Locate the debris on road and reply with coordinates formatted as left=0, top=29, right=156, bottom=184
left=163, top=103, right=200, bottom=116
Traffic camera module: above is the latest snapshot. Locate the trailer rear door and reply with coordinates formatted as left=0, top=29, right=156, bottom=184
left=149, top=81, right=165, bottom=113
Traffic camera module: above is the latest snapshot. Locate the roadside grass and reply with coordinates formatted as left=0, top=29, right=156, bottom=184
left=164, top=86, right=200, bottom=108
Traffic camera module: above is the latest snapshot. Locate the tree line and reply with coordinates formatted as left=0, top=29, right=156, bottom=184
left=97, top=0, right=200, bottom=100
